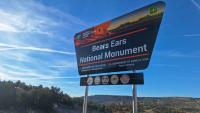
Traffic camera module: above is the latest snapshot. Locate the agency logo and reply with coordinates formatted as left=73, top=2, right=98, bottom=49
left=87, top=77, right=93, bottom=85
left=120, top=74, right=130, bottom=84
left=76, top=34, right=81, bottom=40
left=111, top=75, right=119, bottom=85
left=149, top=7, right=158, bottom=14
left=102, top=76, right=109, bottom=85
left=94, top=76, right=101, bottom=85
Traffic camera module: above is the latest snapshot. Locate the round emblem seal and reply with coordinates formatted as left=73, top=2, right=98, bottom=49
left=87, top=77, right=93, bottom=85
left=102, top=76, right=109, bottom=85
left=111, top=75, right=119, bottom=85
left=94, top=76, right=101, bottom=85
left=120, top=74, right=130, bottom=84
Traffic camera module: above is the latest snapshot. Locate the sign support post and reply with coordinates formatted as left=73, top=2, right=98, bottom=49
left=132, top=84, right=137, bottom=113
left=83, top=75, right=89, bottom=113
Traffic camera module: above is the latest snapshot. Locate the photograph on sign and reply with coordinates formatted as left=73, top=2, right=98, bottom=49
left=80, top=73, right=144, bottom=86
left=74, top=1, right=165, bottom=75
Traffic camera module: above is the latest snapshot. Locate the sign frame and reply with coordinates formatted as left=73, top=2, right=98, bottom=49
left=74, top=1, right=165, bottom=75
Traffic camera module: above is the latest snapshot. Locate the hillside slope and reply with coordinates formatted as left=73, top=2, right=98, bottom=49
left=0, top=81, right=200, bottom=113
left=87, top=95, right=200, bottom=113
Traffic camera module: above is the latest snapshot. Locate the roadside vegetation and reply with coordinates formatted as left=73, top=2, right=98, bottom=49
left=0, top=80, right=199, bottom=113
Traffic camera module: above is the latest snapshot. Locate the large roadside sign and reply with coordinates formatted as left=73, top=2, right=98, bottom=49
left=74, top=1, right=165, bottom=75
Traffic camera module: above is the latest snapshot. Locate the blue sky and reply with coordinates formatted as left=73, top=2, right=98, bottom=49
left=0, top=0, right=200, bottom=97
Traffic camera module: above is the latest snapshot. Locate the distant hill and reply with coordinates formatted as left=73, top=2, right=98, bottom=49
left=86, top=95, right=200, bottom=113
left=88, top=95, right=200, bottom=105
left=0, top=80, right=200, bottom=113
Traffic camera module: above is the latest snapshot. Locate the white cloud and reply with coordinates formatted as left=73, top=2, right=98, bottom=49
left=0, top=0, right=86, bottom=36
left=0, top=63, right=79, bottom=81
left=154, top=50, right=200, bottom=58
left=184, top=34, right=200, bottom=37
left=37, top=76, right=80, bottom=80
left=0, top=9, right=52, bottom=35
left=48, top=61, right=77, bottom=68
left=0, top=48, right=17, bottom=51
left=0, top=0, right=81, bottom=88
left=191, top=0, right=200, bottom=10
left=152, top=63, right=180, bottom=68
left=0, top=43, right=75, bottom=55
left=0, top=64, right=50, bottom=80
left=0, top=22, right=18, bottom=32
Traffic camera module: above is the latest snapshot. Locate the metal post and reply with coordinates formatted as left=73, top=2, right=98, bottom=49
left=132, top=70, right=137, bottom=113
left=83, top=75, right=89, bottom=113
left=132, top=84, right=137, bottom=113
